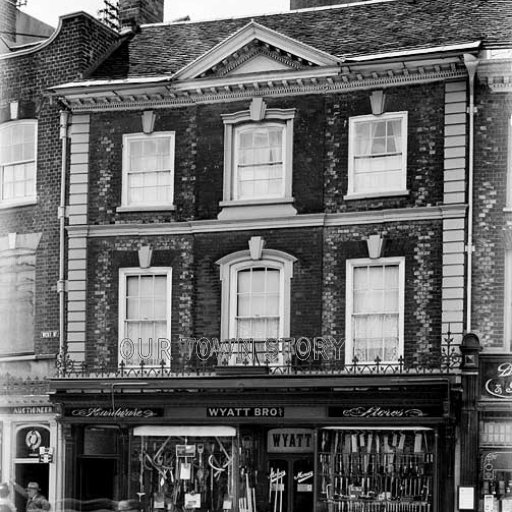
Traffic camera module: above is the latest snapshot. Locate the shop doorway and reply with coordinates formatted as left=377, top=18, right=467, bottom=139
left=78, top=457, right=118, bottom=509
left=268, top=456, right=314, bottom=512
left=14, top=463, right=49, bottom=512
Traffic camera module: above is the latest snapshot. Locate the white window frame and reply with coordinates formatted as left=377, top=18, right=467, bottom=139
left=232, top=122, right=286, bottom=201
left=345, top=257, right=405, bottom=364
left=0, top=120, right=37, bottom=208
left=217, top=248, right=296, bottom=365
left=346, top=112, right=408, bottom=199
left=219, top=106, right=296, bottom=220
left=0, top=248, right=36, bottom=356
left=118, top=267, right=172, bottom=367
left=121, top=132, right=175, bottom=210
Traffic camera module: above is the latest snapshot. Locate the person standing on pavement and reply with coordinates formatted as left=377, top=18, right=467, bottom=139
left=25, top=483, right=50, bottom=512
left=0, top=483, right=16, bottom=512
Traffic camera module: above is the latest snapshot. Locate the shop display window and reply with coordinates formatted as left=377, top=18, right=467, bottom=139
left=130, top=427, right=235, bottom=512
left=317, top=428, right=434, bottom=512
left=481, top=450, right=512, bottom=511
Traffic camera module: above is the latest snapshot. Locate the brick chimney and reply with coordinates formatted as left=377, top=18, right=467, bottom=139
left=291, top=0, right=363, bottom=8
left=119, top=0, right=164, bottom=27
left=0, top=0, right=17, bottom=42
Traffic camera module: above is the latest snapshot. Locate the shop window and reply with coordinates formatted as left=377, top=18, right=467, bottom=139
left=345, top=257, right=405, bottom=364
left=318, top=428, right=435, bottom=511
left=347, top=112, right=408, bottom=198
left=219, top=99, right=297, bottom=220
left=118, top=267, right=172, bottom=367
left=217, top=243, right=295, bottom=365
left=121, top=132, right=175, bottom=209
left=131, top=426, right=235, bottom=512
left=0, top=120, right=37, bottom=207
left=0, top=240, right=39, bottom=356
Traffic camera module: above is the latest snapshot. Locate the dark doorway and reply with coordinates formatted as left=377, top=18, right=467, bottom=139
left=268, top=456, right=314, bottom=512
left=78, top=457, right=117, bottom=510
left=14, top=463, right=49, bottom=512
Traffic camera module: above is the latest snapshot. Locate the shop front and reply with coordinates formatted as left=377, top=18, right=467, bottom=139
left=0, top=398, right=58, bottom=512
left=53, top=379, right=456, bottom=512
left=478, top=355, right=512, bottom=512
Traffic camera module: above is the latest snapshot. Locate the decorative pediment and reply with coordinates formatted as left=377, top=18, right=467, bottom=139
left=173, top=20, right=342, bottom=81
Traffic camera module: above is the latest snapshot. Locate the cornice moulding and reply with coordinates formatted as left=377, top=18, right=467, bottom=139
left=59, top=66, right=467, bottom=113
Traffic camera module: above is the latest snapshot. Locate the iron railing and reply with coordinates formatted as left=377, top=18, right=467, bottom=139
left=55, top=334, right=462, bottom=379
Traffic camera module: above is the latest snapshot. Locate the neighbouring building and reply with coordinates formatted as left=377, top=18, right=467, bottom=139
left=472, top=45, right=512, bottom=511
left=0, top=1, right=118, bottom=508
left=0, top=0, right=505, bottom=511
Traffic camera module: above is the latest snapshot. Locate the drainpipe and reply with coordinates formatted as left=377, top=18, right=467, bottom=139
left=463, top=54, right=478, bottom=333
left=57, top=111, right=69, bottom=360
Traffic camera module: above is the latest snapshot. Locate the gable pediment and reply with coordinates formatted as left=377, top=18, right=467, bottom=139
left=174, top=20, right=341, bottom=81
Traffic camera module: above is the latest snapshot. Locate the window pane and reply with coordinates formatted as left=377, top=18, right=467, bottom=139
left=235, top=125, right=284, bottom=200
left=235, top=267, right=281, bottom=340
left=351, top=263, right=400, bottom=362
left=0, top=252, right=35, bottom=354
left=352, top=117, right=404, bottom=194
left=120, top=273, right=169, bottom=366
left=126, top=136, right=172, bottom=205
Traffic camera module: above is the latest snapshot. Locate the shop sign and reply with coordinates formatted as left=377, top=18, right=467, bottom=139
left=329, top=406, right=427, bottom=418
left=68, top=407, right=162, bottom=418
left=207, top=407, right=284, bottom=418
left=38, top=447, right=54, bottom=463
left=295, top=470, right=314, bottom=492
left=267, top=429, right=314, bottom=453
left=0, top=406, right=54, bottom=415
left=483, top=361, right=512, bottom=400
left=482, top=451, right=512, bottom=472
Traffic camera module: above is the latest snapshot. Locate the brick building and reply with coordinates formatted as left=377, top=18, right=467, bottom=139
left=472, top=44, right=512, bottom=509
left=0, top=0, right=506, bottom=511
left=0, top=1, right=118, bottom=507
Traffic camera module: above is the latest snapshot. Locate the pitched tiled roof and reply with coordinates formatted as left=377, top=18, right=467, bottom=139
left=91, top=0, right=512, bottom=80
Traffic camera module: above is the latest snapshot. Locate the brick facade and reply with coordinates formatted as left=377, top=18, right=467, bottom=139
left=0, top=13, right=118, bottom=364
left=472, top=84, right=512, bottom=348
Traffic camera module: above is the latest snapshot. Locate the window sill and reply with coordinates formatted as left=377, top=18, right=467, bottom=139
left=344, top=190, right=410, bottom=201
left=503, top=207, right=512, bottom=213
left=116, top=204, right=176, bottom=213
left=218, top=198, right=297, bottom=221
left=0, top=198, right=37, bottom=210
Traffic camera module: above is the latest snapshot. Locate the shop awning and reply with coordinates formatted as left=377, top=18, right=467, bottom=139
left=133, top=426, right=236, bottom=437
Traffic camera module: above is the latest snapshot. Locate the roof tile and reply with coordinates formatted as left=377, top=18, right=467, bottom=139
left=91, top=0, right=512, bottom=80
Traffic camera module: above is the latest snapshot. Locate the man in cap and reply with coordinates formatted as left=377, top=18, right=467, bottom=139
left=25, top=483, right=49, bottom=512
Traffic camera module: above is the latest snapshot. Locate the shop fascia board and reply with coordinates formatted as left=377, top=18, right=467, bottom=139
left=49, top=374, right=456, bottom=392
